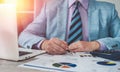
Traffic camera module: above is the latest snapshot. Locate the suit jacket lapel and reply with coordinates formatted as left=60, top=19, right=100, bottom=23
left=88, top=0, right=100, bottom=41
left=56, top=0, right=68, bottom=40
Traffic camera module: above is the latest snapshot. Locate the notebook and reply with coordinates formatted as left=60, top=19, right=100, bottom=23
left=0, top=4, right=45, bottom=61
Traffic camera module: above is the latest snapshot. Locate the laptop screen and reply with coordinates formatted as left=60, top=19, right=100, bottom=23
left=0, top=3, right=45, bottom=61
left=0, top=4, right=19, bottom=59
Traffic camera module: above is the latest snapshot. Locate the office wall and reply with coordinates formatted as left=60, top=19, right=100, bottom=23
left=97, top=0, right=120, bottom=17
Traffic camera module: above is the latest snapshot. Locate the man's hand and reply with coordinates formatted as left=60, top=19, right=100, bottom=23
left=41, top=38, right=68, bottom=55
left=69, top=41, right=100, bottom=52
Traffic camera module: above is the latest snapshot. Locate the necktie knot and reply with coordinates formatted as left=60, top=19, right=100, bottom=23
left=74, top=1, right=80, bottom=8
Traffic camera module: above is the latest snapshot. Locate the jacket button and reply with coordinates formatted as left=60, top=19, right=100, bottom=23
left=112, top=44, right=118, bottom=48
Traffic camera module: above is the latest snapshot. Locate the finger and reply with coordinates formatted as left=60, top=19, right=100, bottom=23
left=43, top=41, right=59, bottom=54
left=46, top=50, right=56, bottom=55
left=47, top=49, right=62, bottom=55
left=51, top=38, right=68, bottom=50
left=68, top=43, right=78, bottom=50
left=69, top=46, right=78, bottom=51
left=49, top=42, right=66, bottom=54
left=69, top=42, right=85, bottom=52
left=52, top=43, right=66, bottom=52
left=84, top=48, right=92, bottom=52
left=48, top=48, right=65, bottom=55
left=46, top=46, right=65, bottom=55
left=61, top=40, right=68, bottom=50
left=44, top=38, right=66, bottom=55
left=70, top=48, right=84, bottom=52
left=69, top=44, right=80, bottom=52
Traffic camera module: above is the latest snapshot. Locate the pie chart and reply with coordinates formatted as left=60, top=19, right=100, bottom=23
left=52, top=62, right=77, bottom=68
left=97, top=61, right=116, bottom=66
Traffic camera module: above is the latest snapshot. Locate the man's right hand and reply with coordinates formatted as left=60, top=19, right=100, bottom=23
left=41, top=38, right=68, bottom=55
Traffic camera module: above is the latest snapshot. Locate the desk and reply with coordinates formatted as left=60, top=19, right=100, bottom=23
left=0, top=53, right=120, bottom=72
left=0, top=58, right=51, bottom=72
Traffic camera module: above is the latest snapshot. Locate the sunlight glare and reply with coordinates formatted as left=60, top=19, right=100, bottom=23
left=4, top=0, right=16, bottom=4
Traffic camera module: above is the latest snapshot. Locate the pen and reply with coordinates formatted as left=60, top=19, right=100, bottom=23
left=66, top=50, right=74, bottom=55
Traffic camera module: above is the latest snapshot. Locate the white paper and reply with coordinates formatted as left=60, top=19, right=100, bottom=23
left=19, top=52, right=120, bottom=72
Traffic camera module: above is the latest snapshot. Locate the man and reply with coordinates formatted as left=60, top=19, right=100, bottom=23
left=19, top=0, right=120, bottom=55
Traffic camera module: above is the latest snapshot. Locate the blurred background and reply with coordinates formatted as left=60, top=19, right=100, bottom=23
left=0, top=0, right=45, bottom=35
left=0, top=0, right=120, bottom=35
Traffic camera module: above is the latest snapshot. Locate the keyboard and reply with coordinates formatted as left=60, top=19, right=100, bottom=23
left=90, top=50, right=120, bottom=61
left=19, top=51, right=32, bottom=56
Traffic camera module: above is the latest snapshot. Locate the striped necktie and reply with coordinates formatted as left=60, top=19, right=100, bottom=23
left=67, top=1, right=83, bottom=45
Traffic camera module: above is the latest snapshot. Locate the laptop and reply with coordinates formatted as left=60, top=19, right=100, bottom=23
left=0, top=4, right=45, bottom=61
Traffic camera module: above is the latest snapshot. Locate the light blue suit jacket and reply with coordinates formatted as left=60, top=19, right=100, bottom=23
left=19, top=0, right=120, bottom=50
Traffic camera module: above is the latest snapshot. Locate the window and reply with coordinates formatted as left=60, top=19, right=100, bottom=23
left=17, top=0, right=44, bottom=35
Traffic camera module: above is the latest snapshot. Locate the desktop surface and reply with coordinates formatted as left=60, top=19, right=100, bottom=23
left=0, top=52, right=120, bottom=72
left=0, top=58, right=50, bottom=72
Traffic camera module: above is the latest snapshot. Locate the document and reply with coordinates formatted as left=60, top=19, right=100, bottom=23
left=19, top=52, right=120, bottom=72
left=20, top=53, right=80, bottom=72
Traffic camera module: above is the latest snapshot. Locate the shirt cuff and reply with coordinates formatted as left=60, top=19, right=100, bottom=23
left=37, top=40, right=45, bottom=50
left=32, top=40, right=45, bottom=50
left=97, top=40, right=107, bottom=51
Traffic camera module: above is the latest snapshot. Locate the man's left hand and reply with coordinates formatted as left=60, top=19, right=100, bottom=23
left=69, top=41, right=100, bottom=52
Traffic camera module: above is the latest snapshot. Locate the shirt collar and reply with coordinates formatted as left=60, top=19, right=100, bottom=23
left=69, top=0, right=88, bottom=10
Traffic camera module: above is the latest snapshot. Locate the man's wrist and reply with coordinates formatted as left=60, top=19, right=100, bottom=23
left=97, top=40, right=107, bottom=50
left=41, top=40, right=48, bottom=50
left=91, top=41, right=100, bottom=51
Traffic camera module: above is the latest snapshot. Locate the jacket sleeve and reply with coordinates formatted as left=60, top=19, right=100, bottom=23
left=18, top=2, right=47, bottom=49
left=97, top=4, right=120, bottom=50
